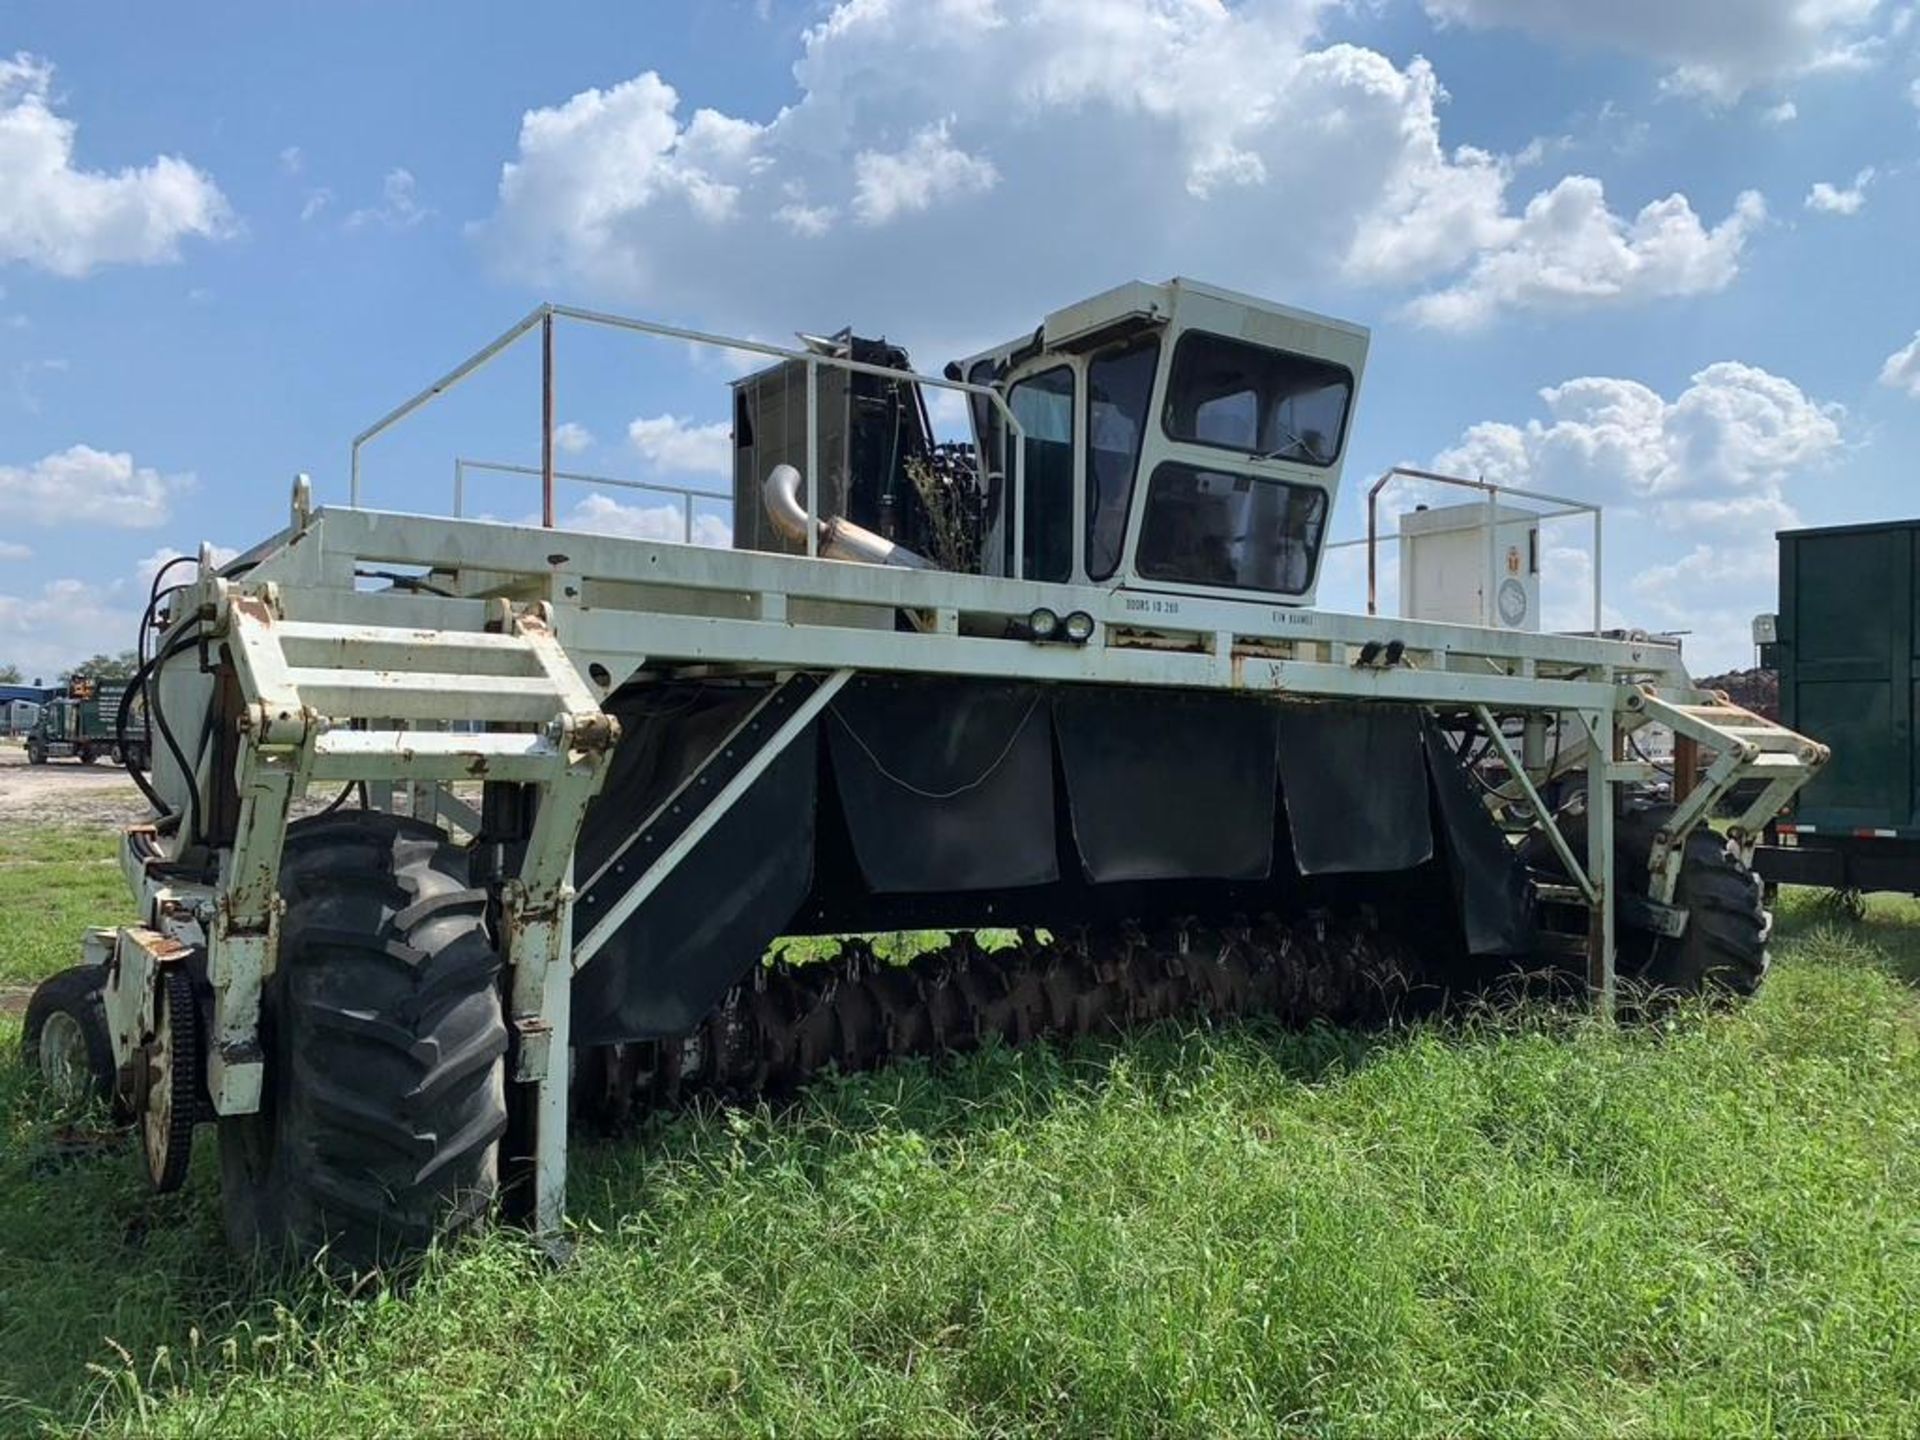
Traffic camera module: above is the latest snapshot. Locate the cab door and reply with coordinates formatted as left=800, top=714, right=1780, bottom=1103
left=1002, top=359, right=1082, bottom=583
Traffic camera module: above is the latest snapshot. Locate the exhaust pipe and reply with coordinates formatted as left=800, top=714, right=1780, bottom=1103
left=763, top=464, right=932, bottom=570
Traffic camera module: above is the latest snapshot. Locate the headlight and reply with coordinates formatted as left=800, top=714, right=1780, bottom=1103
left=1063, top=610, right=1095, bottom=643
left=1028, top=606, right=1060, bottom=640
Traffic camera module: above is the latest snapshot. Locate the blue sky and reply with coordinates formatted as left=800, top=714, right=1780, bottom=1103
left=2, top=0, right=1918, bottom=678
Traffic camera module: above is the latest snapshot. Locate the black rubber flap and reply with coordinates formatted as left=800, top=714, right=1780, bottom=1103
left=572, top=687, right=817, bottom=1044
left=575, top=686, right=764, bottom=884
left=1275, top=703, right=1434, bottom=874
left=1054, top=686, right=1278, bottom=882
left=1423, top=715, right=1536, bottom=955
left=826, top=675, right=1058, bottom=893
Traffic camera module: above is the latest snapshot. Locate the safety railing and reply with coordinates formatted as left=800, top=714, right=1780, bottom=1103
left=348, top=303, right=1030, bottom=573
left=451, top=458, right=732, bottom=544
left=1323, top=466, right=1604, bottom=635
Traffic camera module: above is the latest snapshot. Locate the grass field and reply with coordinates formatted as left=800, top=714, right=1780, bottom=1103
left=2, top=825, right=1917, bottom=1436
left=0, top=829, right=124, bottom=996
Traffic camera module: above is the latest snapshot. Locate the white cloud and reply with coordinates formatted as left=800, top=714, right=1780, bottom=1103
left=775, top=200, right=836, bottom=237
left=1761, top=99, right=1799, bottom=124
left=851, top=120, right=998, bottom=225
left=628, top=413, right=731, bottom=477
left=477, top=70, right=761, bottom=290
left=0, top=547, right=239, bottom=682
left=0, top=576, right=138, bottom=683
left=346, top=167, right=430, bottom=231
left=132, top=544, right=239, bottom=591
left=1433, top=363, right=1843, bottom=670
left=299, top=187, right=332, bottom=223
left=0, top=444, right=190, bottom=528
left=0, top=53, right=232, bottom=276
left=557, top=492, right=732, bottom=547
left=279, top=145, right=303, bottom=175
left=474, top=2, right=1763, bottom=338
left=1537, top=542, right=1633, bottom=634
left=553, top=421, right=593, bottom=455
left=1436, top=364, right=1841, bottom=498
left=11, top=354, right=68, bottom=413
left=1881, top=331, right=1920, bottom=396
left=1404, top=181, right=1765, bottom=330
left=0, top=540, right=30, bottom=561
left=1419, top=0, right=1889, bottom=101
left=1805, top=167, right=1875, bottom=214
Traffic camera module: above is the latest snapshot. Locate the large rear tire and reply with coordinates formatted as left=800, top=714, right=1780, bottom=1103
left=1525, top=796, right=1768, bottom=999
left=218, top=813, right=508, bottom=1271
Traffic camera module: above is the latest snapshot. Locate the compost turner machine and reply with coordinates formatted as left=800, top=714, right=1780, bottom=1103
left=22, top=279, right=1826, bottom=1268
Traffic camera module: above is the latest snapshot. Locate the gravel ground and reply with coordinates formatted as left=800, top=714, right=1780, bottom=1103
left=0, top=739, right=151, bottom=831
left=0, top=740, right=472, bottom=834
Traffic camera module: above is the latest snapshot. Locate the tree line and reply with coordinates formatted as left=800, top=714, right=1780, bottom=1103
left=0, top=651, right=141, bottom=687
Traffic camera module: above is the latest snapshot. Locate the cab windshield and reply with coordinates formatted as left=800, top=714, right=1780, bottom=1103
left=1163, top=331, right=1351, bottom=467
left=1134, top=462, right=1326, bottom=595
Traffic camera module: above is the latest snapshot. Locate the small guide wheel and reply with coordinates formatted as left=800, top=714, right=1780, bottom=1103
left=141, top=968, right=201, bottom=1192
left=22, top=964, right=120, bottom=1112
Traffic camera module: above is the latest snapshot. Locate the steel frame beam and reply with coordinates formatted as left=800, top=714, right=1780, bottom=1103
left=1580, top=709, right=1618, bottom=1019
left=248, top=507, right=1690, bottom=693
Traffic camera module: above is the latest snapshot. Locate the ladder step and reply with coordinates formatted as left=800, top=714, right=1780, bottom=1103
left=1711, top=726, right=1801, bottom=743
left=288, top=668, right=563, bottom=724
left=280, top=630, right=543, bottom=680
left=309, top=728, right=566, bottom=782
left=1673, top=703, right=1758, bottom=718
left=1534, top=882, right=1591, bottom=907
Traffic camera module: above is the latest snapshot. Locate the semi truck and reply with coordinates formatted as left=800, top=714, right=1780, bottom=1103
left=24, top=676, right=149, bottom=769
left=1751, top=519, right=1920, bottom=900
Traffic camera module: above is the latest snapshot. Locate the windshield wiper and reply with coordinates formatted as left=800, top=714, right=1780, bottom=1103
left=1253, top=421, right=1321, bottom=464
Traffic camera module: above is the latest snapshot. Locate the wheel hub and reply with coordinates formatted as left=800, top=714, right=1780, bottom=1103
left=37, top=1011, right=92, bottom=1106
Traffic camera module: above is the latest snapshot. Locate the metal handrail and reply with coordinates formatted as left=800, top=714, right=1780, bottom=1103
left=451, top=458, right=730, bottom=542
left=1364, top=466, right=1603, bottom=634
left=349, top=302, right=1031, bottom=573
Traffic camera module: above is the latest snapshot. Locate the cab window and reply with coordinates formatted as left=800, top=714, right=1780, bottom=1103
left=1085, top=337, right=1158, bottom=582
left=1164, top=331, right=1351, bottom=468
left=1134, top=462, right=1326, bottom=595
left=967, top=358, right=1005, bottom=571
left=1008, top=364, right=1075, bottom=582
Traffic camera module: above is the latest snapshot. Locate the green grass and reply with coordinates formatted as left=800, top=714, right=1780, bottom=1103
left=0, top=831, right=125, bottom=990
left=1, top=826, right=1918, bottom=1435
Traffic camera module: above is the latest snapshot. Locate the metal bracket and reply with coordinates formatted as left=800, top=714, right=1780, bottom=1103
left=1623, top=684, right=1829, bottom=903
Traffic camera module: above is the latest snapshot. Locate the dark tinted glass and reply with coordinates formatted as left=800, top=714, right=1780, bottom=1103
left=1008, top=364, right=1075, bottom=582
left=1164, top=331, right=1351, bottom=467
left=1085, top=338, right=1159, bottom=581
left=1135, top=461, right=1326, bottom=594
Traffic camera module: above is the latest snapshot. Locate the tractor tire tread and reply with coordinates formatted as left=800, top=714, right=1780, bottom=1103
left=219, top=811, right=505, bottom=1272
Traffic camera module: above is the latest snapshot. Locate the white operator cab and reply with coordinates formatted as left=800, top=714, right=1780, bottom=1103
left=952, top=278, right=1368, bottom=611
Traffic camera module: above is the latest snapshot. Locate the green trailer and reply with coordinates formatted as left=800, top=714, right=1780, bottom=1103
left=1753, top=518, right=1920, bottom=897
left=25, top=678, right=149, bottom=769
